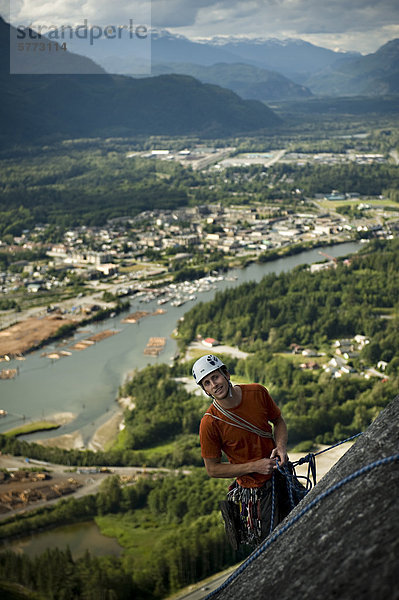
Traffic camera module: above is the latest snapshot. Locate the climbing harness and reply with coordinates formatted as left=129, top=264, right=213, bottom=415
left=221, top=460, right=308, bottom=548
left=205, top=452, right=399, bottom=600
left=220, top=432, right=364, bottom=548
left=225, top=482, right=268, bottom=547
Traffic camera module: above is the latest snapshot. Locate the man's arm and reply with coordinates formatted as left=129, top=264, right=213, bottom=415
left=203, top=456, right=277, bottom=479
left=270, top=415, right=288, bottom=465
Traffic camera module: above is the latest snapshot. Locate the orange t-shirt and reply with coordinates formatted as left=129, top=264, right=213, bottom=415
left=199, top=384, right=281, bottom=488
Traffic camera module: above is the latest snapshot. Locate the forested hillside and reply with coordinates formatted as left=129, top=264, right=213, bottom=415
left=0, top=19, right=280, bottom=148
left=177, top=239, right=399, bottom=353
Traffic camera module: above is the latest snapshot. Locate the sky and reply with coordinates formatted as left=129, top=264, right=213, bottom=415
left=2, top=0, right=399, bottom=54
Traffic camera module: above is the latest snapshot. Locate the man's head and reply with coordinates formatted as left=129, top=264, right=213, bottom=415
left=192, top=354, right=232, bottom=399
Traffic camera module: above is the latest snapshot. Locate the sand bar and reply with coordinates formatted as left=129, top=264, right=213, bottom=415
left=0, top=315, right=75, bottom=358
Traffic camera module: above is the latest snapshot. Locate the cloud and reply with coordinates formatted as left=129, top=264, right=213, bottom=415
left=5, top=0, right=150, bottom=28
left=1, top=0, right=398, bottom=52
left=158, top=0, right=399, bottom=52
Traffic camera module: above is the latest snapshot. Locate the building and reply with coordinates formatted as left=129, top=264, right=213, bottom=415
left=202, top=338, right=219, bottom=348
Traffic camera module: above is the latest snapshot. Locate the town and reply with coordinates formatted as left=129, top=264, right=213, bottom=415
left=1, top=172, right=398, bottom=331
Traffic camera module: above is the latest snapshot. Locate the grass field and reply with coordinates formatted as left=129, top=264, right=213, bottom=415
left=318, top=197, right=399, bottom=211
left=4, top=421, right=60, bottom=437
left=96, top=510, right=176, bottom=563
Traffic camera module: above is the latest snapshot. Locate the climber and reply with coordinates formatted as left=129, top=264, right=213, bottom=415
left=193, top=354, right=290, bottom=549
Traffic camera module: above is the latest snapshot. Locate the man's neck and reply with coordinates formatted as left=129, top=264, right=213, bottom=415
left=215, top=384, right=242, bottom=410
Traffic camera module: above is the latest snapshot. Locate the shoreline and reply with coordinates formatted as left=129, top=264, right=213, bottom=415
left=20, top=406, right=127, bottom=452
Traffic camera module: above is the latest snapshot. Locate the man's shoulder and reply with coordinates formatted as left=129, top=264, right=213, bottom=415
left=241, top=383, right=268, bottom=395
left=241, top=383, right=275, bottom=406
left=200, top=403, right=217, bottom=422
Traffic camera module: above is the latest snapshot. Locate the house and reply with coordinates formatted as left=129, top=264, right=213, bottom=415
left=354, top=334, right=369, bottom=349
left=202, top=337, right=219, bottom=348
left=302, top=348, right=317, bottom=357
left=96, top=263, right=118, bottom=276
left=342, top=351, right=359, bottom=360
left=328, top=356, right=347, bottom=369
left=334, top=339, right=353, bottom=348
left=377, top=361, right=388, bottom=371
left=336, top=344, right=353, bottom=356
left=290, top=344, right=303, bottom=354
left=26, top=281, right=43, bottom=293
left=299, top=361, right=320, bottom=370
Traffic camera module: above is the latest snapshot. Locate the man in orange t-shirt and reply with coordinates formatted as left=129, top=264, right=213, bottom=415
left=193, top=354, right=289, bottom=548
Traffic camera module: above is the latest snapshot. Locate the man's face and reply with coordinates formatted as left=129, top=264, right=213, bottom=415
left=201, top=369, right=229, bottom=399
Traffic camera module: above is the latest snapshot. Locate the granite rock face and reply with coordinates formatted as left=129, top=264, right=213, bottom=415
left=212, top=396, right=399, bottom=600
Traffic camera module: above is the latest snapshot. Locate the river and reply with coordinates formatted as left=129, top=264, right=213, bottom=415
left=2, top=521, right=123, bottom=559
left=0, top=242, right=361, bottom=443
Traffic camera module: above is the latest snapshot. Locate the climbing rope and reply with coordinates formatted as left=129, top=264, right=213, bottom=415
left=205, top=399, right=273, bottom=438
left=291, top=432, right=364, bottom=489
left=270, top=434, right=364, bottom=535
left=204, top=452, right=399, bottom=600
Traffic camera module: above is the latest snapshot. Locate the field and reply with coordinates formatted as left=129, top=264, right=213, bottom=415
left=0, top=315, right=75, bottom=358
left=4, top=421, right=60, bottom=437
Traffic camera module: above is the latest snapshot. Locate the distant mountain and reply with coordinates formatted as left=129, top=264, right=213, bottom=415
left=306, top=39, right=399, bottom=96
left=0, top=18, right=281, bottom=147
left=53, top=27, right=358, bottom=85
left=150, top=30, right=246, bottom=66
left=198, top=36, right=359, bottom=83
left=150, top=62, right=312, bottom=101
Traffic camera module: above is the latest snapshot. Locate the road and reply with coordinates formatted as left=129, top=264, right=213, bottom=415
left=264, top=148, right=286, bottom=167
left=170, top=567, right=238, bottom=600
left=192, top=148, right=236, bottom=170
left=390, top=149, right=399, bottom=165
left=0, top=454, right=174, bottom=521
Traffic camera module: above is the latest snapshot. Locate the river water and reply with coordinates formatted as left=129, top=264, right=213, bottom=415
left=0, top=242, right=361, bottom=443
left=2, top=521, right=123, bottom=559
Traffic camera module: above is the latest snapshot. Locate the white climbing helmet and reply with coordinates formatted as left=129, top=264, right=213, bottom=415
left=192, top=354, right=226, bottom=385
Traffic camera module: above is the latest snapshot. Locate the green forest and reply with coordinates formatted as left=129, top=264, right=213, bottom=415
left=0, top=471, right=237, bottom=599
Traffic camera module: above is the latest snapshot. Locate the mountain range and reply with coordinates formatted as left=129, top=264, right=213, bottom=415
left=47, top=26, right=399, bottom=100
left=0, top=18, right=280, bottom=148
left=150, top=31, right=358, bottom=83
left=149, top=62, right=312, bottom=102
left=1, top=13, right=399, bottom=150
left=307, top=38, right=399, bottom=96
left=150, top=32, right=399, bottom=98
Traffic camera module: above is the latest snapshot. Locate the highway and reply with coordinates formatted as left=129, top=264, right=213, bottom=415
left=171, top=566, right=238, bottom=600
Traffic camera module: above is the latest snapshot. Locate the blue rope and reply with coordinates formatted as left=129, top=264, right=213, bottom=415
left=313, top=432, right=363, bottom=457
left=204, top=452, right=399, bottom=600
left=270, top=473, right=276, bottom=534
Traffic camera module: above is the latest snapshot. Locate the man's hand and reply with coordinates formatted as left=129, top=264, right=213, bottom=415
left=270, top=446, right=288, bottom=466
left=249, top=457, right=277, bottom=475
left=204, top=456, right=279, bottom=478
